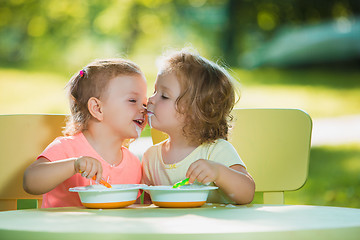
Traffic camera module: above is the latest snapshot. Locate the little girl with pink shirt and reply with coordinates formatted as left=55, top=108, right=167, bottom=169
left=23, top=59, right=147, bottom=208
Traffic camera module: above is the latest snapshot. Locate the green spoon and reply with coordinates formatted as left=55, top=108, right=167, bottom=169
left=172, top=178, right=190, bottom=188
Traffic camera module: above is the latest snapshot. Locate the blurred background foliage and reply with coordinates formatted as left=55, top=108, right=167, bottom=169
left=1, top=0, right=359, bottom=72
left=1, top=0, right=360, bottom=208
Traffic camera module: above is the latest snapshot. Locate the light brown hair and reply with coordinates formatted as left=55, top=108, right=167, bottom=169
left=158, top=48, right=239, bottom=145
left=63, top=59, right=143, bottom=136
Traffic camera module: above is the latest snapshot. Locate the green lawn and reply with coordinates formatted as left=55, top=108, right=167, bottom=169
left=234, top=68, right=360, bottom=118
left=0, top=68, right=69, bottom=114
left=2, top=67, right=360, bottom=208
left=285, top=144, right=360, bottom=208
left=2, top=67, right=360, bottom=118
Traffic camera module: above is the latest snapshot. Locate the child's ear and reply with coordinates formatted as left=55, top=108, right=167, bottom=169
left=88, top=97, right=103, bottom=121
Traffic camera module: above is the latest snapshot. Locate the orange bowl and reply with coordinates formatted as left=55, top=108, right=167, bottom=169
left=143, top=185, right=218, bottom=208
left=69, top=184, right=144, bottom=209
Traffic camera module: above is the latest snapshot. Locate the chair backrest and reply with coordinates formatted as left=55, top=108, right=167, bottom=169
left=0, top=114, right=67, bottom=210
left=151, top=108, right=312, bottom=204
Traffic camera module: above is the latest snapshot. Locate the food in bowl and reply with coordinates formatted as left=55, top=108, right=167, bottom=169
left=143, top=185, right=218, bottom=208
left=69, top=184, right=144, bottom=209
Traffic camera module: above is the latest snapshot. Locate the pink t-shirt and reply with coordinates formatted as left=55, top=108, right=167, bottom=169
left=38, top=132, right=142, bottom=208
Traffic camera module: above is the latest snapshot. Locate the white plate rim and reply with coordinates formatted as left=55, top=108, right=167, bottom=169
left=69, top=184, right=145, bottom=192
left=141, top=185, right=218, bottom=191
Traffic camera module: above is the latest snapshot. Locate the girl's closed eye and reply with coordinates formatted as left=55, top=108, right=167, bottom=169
left=161, top=94, right=169, bottom=99
left=129, top=99, right=137, bottom=103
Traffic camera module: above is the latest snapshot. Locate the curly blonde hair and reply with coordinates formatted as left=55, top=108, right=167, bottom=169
left=63, top=59, right=143, bottom=136
left=157, top=49, right=239, bottom=145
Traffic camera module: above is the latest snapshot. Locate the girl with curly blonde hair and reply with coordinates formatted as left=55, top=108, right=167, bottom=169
left=143, top=48, right=255, bottom=204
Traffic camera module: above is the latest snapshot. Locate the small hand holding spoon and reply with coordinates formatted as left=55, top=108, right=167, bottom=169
left=79, top=171, right=112, bottom=188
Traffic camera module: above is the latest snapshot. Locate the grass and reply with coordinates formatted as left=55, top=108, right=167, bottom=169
left=2, top=67, right=360, bottom=118
left=234, top=68, right=360, bottom=118
left=244, top=144, right=360, bottom=208
left=285, top=144, right=360, bottom=208
left=2, top=67, right=360, bottom=208
left=0, top=68, right=69, bottom=114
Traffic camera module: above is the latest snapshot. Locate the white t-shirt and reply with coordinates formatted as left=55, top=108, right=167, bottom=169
left=142, top=138, right=246, bottom=203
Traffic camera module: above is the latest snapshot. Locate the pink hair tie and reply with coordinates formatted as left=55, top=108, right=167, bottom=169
left=79, top=70, right=84, bottom=77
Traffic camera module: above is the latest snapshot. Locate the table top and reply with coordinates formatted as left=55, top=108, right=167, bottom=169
left=1, top=204, right=360, bottom=240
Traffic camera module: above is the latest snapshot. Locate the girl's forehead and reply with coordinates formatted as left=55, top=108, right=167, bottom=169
left=155, top=72, right=182, bottom=97
left=113, top=74, right=146, bottom=86
left=156, top=72, right=179, bottom=85
left=105, top=74, right=147, bottom=96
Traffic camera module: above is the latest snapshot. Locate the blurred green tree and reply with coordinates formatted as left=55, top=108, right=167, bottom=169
left=0, top=0, right=359, bottom=70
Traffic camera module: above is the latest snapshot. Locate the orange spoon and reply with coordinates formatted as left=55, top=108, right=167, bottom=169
left=79, top=171, right=112, bottom=188
left=92, top=176, right=112, bottom=188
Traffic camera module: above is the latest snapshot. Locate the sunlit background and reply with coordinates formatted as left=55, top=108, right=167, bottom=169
left=1, top=0, right=359, bottom=207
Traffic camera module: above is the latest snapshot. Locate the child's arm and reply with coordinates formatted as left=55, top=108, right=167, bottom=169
left=186, top=159, right=255, bottom=205
left=23, top=156, right=103, bottom=195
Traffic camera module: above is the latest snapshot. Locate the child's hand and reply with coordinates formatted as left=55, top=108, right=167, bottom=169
left=186, top=159, right=220, bottom=185
left=74, top=156, right=103, bottom=182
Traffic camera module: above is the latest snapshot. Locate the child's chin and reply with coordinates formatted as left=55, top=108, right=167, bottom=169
left=132, top=130, right=143, bottom=138
left=129, top=133, right=139, bottom=139
left=148, top=122, right=157, bottom=129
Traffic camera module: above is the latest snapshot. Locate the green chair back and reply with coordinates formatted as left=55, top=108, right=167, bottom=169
left=151, top=108, right=312, bottom=204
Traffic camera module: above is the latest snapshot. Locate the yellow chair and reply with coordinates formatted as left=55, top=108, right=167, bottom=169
left=151, top=108, right=312, bottom=204
left=0, top=114, right=67, bottom=211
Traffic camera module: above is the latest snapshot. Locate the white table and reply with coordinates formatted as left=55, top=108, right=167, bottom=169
left=1, top=204, right=360, bottom=240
